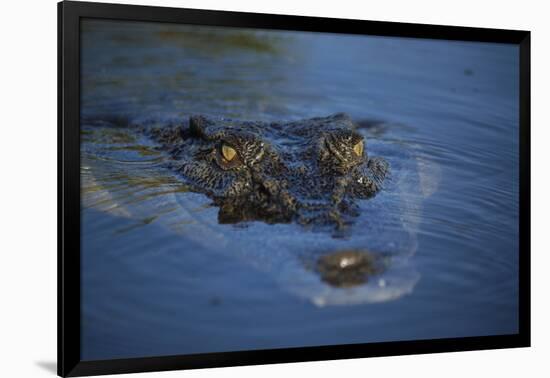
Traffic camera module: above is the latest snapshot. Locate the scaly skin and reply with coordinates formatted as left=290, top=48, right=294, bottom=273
left=146, top=113, right=389, bottom=230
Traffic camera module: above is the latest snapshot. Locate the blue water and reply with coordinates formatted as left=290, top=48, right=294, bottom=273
left=79, top=19, right=519, bottom=360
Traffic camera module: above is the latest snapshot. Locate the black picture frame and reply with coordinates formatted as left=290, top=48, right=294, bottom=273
left=58, top=1, right=531, bottom=376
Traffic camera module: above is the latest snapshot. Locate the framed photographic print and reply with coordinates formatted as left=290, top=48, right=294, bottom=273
left=58, top=0, right=530, bottom=376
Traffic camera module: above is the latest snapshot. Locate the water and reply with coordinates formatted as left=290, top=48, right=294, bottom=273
left=80, top=19, right=519, bottom=360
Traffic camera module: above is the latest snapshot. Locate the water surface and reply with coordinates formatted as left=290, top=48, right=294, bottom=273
left=80, top=19, right=519, bottom=360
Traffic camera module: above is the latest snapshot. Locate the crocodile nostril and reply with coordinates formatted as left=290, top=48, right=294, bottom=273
left=316, top=250, right=384, bottom=288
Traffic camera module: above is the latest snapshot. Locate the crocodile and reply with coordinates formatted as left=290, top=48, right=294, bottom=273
left=81, top=112, right=436, bottom=305
left=146, top=112, right=389, bottom=232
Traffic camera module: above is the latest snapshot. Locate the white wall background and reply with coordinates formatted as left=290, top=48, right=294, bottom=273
left=0, top=0, right=547, bottom=377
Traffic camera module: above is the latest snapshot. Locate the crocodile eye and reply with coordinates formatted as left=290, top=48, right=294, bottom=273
left=221, top=144, right=237, bottom=161
left=353, top=140, right=364, bottom=157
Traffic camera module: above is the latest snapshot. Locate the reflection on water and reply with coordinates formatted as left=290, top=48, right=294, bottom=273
left=80, top=19, right=519, bottom=360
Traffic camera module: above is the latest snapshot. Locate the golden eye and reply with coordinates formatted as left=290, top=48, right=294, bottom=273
left=221, top=144, right=237, bottom=161
left=353, top=140, right=364, bottom=156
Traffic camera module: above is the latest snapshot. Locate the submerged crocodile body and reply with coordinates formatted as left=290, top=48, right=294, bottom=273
left=146, top=113, right=389, bottom=231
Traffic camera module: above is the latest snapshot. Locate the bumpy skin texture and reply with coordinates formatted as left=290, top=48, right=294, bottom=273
left=147, top=113, right=389, bottom=230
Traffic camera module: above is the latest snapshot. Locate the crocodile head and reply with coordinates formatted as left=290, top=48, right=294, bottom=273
left=149, top=113, right=388, bottom=230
